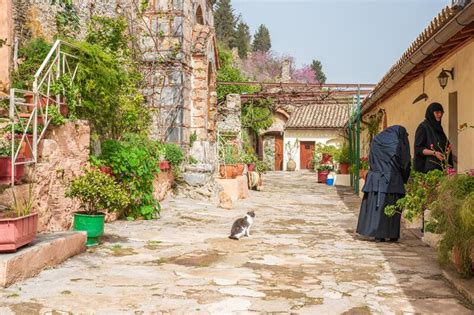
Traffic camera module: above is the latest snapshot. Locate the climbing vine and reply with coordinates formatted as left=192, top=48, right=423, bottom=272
left=52, top=0, right=80, bottom=38
left=241, top=98, right=274, bottom=135
left=363, top=109, right=384, bottom=143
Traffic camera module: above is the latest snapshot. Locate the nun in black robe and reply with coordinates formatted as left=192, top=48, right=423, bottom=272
left=414, top=102, right=453, bottom=173
left=356, top=125, right=411, bottom=241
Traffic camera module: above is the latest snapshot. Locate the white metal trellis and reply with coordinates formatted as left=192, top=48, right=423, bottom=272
left=9, top=40, right=79, bottom=187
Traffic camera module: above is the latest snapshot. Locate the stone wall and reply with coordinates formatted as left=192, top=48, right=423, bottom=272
left=0, top=121, right=90, bottom=232
left=7, top=0, right=219, bottom=147
left=217, top=94, right=241, bottom=132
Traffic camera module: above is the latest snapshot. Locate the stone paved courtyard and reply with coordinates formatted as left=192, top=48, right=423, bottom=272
left=0, top=172, right=472, bottom=314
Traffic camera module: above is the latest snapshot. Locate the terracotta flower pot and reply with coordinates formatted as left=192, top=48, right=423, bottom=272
left=0, top=213, right=38, bottom=252
left=99, top=166, right=113, bottom=176
left=159, top=160, right=170, bottom=171
left=219, top=164, right=238, bottom=179
left=17, top=134, right=34, bottom=160
left=236, top=163, right=245, bottom=176
left=339, top=163, right=350, bottom=174
left=359, top=169, right=368, bottom=180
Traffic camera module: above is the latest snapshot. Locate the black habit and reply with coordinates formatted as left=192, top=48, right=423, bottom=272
left=414, top=102, right=453, bottom=173
left=356, top=125, right=411, bottom=239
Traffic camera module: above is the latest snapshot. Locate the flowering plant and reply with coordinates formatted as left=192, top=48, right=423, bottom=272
left=360, top=157, right=369, bottom=170
left=429, top=143, right=452, bottom=174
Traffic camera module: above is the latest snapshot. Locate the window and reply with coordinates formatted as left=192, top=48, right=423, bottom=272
left=196, top=5, right=204, bottom=25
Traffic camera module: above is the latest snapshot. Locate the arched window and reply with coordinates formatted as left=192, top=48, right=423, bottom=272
left=196, top=5, right=204, bottom=25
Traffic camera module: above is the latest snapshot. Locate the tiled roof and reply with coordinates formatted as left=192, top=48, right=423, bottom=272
left=192, top=25, right=212, bottom=54
left=285, top=104, right=349, bottom=129
left=362, top=5, right=460, bottom=111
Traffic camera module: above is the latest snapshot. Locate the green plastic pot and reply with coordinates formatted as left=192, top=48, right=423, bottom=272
left=73, top=213, right=105, bottom=247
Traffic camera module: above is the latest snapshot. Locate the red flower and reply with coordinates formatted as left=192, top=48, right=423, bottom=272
left=447, top=168, right=456, bottom=176
left=430, top=144, right=434, bottom=150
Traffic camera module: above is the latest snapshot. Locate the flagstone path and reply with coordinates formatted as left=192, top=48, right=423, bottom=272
left=0, top=171, right=472, bottom=314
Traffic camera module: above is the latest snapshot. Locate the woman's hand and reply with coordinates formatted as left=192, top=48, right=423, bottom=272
left=434, top=151, right=444, bottom=161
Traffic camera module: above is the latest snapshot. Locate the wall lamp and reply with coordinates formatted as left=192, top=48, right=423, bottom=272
left=437, top=68, right=454, bottom=89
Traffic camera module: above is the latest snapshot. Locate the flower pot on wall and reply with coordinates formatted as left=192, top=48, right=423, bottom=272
left=236, top=163, right=245, bottom=176
left=339, top=163, right=350, bottom=175
left=0, top=213, right=38, bottom=252
left=219, top=164, right=238, bottom=179
left=73, top=213, right=105, bottom=247
left=287, top=159, right=296, bottom=171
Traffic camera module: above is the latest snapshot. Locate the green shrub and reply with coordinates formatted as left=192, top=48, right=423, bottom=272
left=384, top=170, right=444, bottom=222
left=163, top=143, right=184, bottom=167
left=12, top=38, right=51, bottom=90
left=429, top=174, right=474, bottom=278
left=100, top=138, right=161, bottom=220
left=66, top=168, right=129, bottom=215
left=256, top=160, right=269, bottom=173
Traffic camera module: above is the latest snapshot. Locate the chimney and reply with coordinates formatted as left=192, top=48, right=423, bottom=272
left=281, top=59, right=291, bottom=83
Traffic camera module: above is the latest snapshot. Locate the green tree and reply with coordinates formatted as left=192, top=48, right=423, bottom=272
left=310, top=59, right=327, bottom=84
left=252, top=24, right=271, bottom=52
left=234, top=21, right=251, bottom=58
left=214, top=0, right=237, bottom=47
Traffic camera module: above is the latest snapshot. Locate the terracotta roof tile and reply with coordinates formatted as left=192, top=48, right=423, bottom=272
left=362, top=5, right=459, bottom=109
left=285, top=104, right=349, bottom=129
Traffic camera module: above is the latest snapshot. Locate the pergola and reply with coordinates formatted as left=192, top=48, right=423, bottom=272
left=217, top=81, right=376, bottom=193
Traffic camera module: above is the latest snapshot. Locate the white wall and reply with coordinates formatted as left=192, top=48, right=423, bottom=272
left=283, top=129, right=344, bottom=171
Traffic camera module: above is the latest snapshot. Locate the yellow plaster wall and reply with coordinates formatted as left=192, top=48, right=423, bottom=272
left=362, top=39, right=474, bottom=172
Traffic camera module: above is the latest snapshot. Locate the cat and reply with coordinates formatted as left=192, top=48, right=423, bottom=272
left=229, top=211, right=255, bottom=240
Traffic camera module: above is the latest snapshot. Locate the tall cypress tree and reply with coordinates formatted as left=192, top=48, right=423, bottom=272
left=252, top=24, right=271, bottom=52
left=214, top=0, right=237, bottom=48
left=310, top=59, right=327, bottom=84
left=234, top=21, right=251, bottom=58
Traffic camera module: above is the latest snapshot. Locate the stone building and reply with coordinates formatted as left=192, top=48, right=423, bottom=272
left=0, top=0, right=219, bottom=147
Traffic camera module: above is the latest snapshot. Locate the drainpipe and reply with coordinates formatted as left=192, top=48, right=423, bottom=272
left=362, top=2, right=474, bottom=114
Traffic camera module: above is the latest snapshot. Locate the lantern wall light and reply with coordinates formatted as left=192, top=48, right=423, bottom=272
left=437, top=68, right=454, bottom=89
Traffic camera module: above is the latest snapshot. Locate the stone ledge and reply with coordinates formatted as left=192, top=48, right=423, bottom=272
left=442, top=268, right=474, bottom=305
left=0, top=231, right=86, bottom=287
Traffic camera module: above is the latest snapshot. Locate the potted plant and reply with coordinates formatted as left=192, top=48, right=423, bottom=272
left=256, top=160, right=269, bottom=174
left=359, top=156, right=369, bottom=179
left=428, top=174, right=474, bottom=278
left=285, top=139, right=299, bottom=171
left=335, top=143, right=351, bottom=174
left=0, top=133, right=25, bottom=184
left=66, top=168, right=129, bottom=246
left=317, top=165, right=333, bottom=183
left=242, top=152, right=257, bottom=172
left=0, top=181, right=38, bottom=252
left=219, top=145, right=238, bottom=178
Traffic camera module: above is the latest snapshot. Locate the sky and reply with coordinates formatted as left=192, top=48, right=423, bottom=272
left=231, top=0, right=450, bottom=84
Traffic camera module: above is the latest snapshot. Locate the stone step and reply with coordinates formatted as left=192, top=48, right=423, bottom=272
left=0, top=231, right=86, bottom=287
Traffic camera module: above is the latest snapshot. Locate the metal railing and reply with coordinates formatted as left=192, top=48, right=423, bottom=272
left=9, top=40, right=79, bottom=186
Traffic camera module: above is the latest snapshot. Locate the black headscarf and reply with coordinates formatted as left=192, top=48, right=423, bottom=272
left=424, top=102, right=447, bottom=148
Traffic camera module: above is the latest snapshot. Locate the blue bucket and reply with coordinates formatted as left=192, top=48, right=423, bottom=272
left=326, top=178, right=334, bottom=186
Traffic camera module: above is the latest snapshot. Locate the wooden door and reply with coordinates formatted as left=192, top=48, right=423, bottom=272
left=274, top=136, right=284, bottom=171
left=300, top=141, right=315, bottom=170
